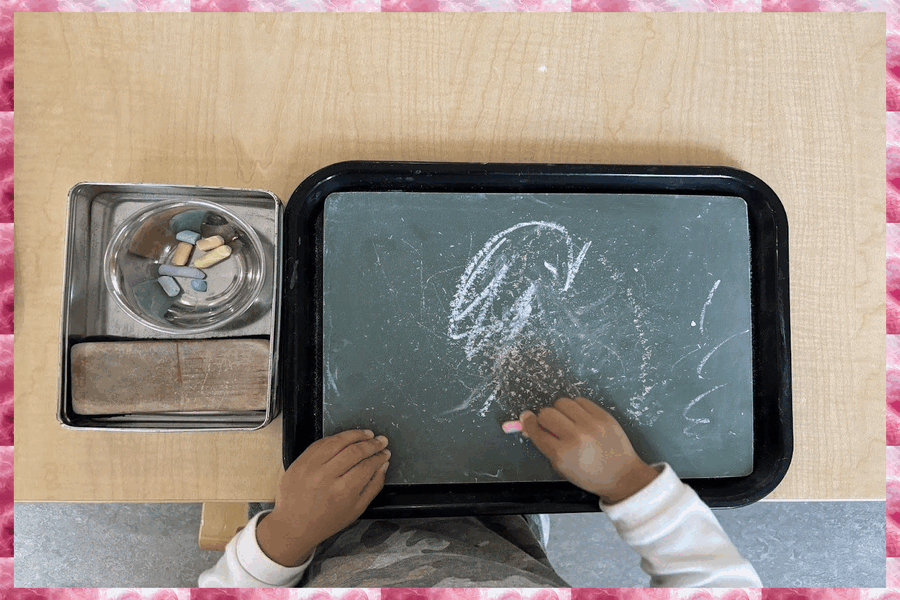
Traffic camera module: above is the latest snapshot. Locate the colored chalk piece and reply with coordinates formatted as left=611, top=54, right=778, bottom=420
left=157, top=276, right=181, bottom=297
left=169, top=210, right=208, bottom=233
left=159, top=264, right=206, bottom=280
left=193, top=244, right=232, bottom=268
left=196, top=235, right=225, bottom=251
left=175, top=230, right=201, bottom=244
left=501, top=420, right=523, bottom=434
left=190, top=279, right=207, bottom=292
left=132, top=279, right=177, bottom=318
left=171, top=242, right=193, bottom=266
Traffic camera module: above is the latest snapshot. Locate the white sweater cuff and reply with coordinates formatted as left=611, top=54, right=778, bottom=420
left=235, top=510, right=316, bottom=586
left=598, top=462, right=677, bottom=521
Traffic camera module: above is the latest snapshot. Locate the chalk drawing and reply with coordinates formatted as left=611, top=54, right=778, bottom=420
left=440, top=221, right=592, bottom=420
left=683, top=384, right=726, bottom=439
left=699, top=279, right=721, bottom=334
left=448, top=221, right=592, bottom=360
left=698, top=329, right=750, bottom=378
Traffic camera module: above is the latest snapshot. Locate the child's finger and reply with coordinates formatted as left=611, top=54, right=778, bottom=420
left=520, top=410, right=560, bottom=455
left=346, top=450, right=390, bottom=498
left=313, top=429, right=376, bottom=461
left=553, top=397, right=594, bottom=425
left=573, top=396, right=610, bottom=420
left=533, top=406, right=574, bottom=439
left=357, top=454, right=390, bottom=507
left=331, top=435, right=389, bottom=476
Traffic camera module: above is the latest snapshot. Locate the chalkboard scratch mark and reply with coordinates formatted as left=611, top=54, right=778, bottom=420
left=437, top=384, right=485, bottom=419
left=698, top=279, right=721, bottom=334
left=420, top=259, right=425, bottom=315
left=697, top=329, right=749, bottom=377
left=476, top=469, right=502, bottom=478
left=425, top=265, right=464, bottom=288
left=671, top=344, right=703, bottom=369
left=431, top=281, right=448, bottom=314
left=403, top=239, right=422, bottom=255
left=683, top=384, right=726, bottom=438
left=326, top=364, right=339, bottom=396
left=412, top=318, right=448, bottom=342
left=574, top=292, right=617, bottom=316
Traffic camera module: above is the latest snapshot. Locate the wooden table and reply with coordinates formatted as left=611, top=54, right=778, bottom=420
left=14, top=13, right=886, bottom=502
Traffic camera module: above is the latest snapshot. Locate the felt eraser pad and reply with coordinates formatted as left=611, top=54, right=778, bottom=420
left=70, top=339, right=269, bottom=415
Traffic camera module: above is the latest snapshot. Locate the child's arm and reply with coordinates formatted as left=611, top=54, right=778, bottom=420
left=198, top=429, right=391, bottom=587
left=520, top=397, right=763, bottom=588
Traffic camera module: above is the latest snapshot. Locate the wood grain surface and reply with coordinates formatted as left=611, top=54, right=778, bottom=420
left=14, top=13, right=886, bottom=501
left=71, top=340, right=270, bottom=415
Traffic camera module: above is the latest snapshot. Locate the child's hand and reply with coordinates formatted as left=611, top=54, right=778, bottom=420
left=256, top=429, right=390, bottom=566
left=520, top=397, right=659, bottom=505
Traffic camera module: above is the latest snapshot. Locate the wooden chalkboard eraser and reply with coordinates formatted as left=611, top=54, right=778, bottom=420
left=70, top=339, right=269, bottom=415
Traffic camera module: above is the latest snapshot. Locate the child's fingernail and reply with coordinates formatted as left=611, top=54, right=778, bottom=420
left=363, top=429, right=374, bottom=437
left=520, top=410, right=532, bottom=419
left=381, top=461, right=390, bottom=471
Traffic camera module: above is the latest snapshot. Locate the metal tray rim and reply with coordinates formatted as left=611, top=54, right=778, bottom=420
left=58, top=182, right=283, bottom=432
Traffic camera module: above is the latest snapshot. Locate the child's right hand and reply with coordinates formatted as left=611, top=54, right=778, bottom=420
left=519, top=396, right=660, bottom=505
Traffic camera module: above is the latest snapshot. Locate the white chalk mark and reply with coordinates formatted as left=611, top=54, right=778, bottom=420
left=326, top=364, right=339, bottom=396
left=684, top=384, right=725, bottom=413
left=477, top=391, right=497, bottom=417
left=698, top=279, right=721, bottom=334
left=436, top=384, right=485, bottom=419
left=564, top=241, right=592, bottom=292
left=697, top=329, right=750, bottom=377
left=477, top=469, right=502, bottom=478
left=448, top=221, right=591, bottom=360
left=425, top=265, right=464, bottom=288
left=671, top=344, right=702, bottom=368
left=691, top=321, right=696, bottom=327
left=683, top=384, right=725, bottom=438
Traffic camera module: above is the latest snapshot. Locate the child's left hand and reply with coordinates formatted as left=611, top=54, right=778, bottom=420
left=256, top=429, right=390, bottom=566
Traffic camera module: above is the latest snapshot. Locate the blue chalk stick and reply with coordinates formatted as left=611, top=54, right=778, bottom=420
left=133, top=279, right=177, bottom=318
left=159, top=264, right=206, bottom=280
left=190, top=279, right=207, bottom=292
left=175, top=230, right=201, bottom=244
left=157, top=276, right=181, bottom=297
left=169, top=210, right=208, bottom=233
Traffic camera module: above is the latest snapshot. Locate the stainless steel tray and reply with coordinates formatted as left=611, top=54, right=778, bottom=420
left=58, top=183, right=283, bottom=431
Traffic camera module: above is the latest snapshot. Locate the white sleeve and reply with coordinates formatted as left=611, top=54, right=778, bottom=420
left=600, top=463, right=763, bottom=588
left=197, top=510, right=317, bottom=588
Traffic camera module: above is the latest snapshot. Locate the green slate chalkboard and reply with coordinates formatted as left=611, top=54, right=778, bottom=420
left=323, top=192, right=753, bottom=484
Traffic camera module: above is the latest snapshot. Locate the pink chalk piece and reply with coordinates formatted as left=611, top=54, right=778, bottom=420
left=502, top=420, right=523, bottom=433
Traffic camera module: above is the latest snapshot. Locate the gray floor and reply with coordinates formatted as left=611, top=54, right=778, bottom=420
left=14, top=501, right=885, bottom=588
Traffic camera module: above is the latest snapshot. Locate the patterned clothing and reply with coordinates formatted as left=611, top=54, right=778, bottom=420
left=198, top=463, right=763, bottom=588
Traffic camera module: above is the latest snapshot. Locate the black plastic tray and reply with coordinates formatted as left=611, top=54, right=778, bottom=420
left=280, top=161, right=792, bottom=516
